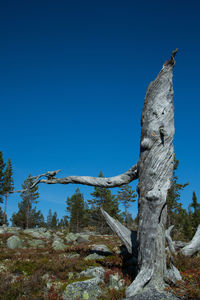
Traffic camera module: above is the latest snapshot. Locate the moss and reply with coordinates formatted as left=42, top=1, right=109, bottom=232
left=11, top=260, right=39, bottom=276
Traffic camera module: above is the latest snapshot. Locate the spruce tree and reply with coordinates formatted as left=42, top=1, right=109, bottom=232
left=66, top=188, right=86, bottom=232
left=117, top=184, right=137, bottom=227
left=3, top=159, right=14, bottom=224
left=11, top=174, right=43, bottom=228
left=166, top=158, right=188, bottom=232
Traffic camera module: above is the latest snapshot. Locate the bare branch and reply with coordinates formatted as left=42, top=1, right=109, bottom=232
left=165, top=225, right=177, bottom=256
left=181, top=224, right=200, bottom=256
left=34, top=164, right=138, bottom=188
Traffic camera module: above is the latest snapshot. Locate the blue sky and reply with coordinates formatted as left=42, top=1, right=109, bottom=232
left=1, top=0, right=200, bottom=224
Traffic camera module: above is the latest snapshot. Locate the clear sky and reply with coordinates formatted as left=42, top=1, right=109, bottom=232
left=1, top=0, right=200, bottom=224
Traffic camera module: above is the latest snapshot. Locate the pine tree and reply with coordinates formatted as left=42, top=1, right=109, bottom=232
left=0, top=207, right=8, bottom=226
left=46, top=209, right=53, bottom=228
left=88, top=171, right=121, bottom=233
left=51, top=212, right=58, bottom=229
left=66, top=188, right=86, bottom=232
left=57, top=215, right=68, bottom=228
left=117, top=184, right=137, bottom=227
left=0, top=151, right=6, bottom=203
left=11, top=174, right=43, bottom=228
left=3, top=159, right=14, bottom=224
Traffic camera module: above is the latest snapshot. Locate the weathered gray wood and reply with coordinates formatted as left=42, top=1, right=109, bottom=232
left=100, top=208, right=138, bottom=257
left=12, top=164, right=138, bottom=193
left=165, top=225, right=177, bottom=256
left=126, top=52, right=177, bottom=297
left=181, top=224, right=200, bottom=256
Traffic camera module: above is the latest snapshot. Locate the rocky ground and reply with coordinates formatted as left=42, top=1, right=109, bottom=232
left=0, top=225, right=135, bottom=300
left=1, top=225, right=200, bottom=300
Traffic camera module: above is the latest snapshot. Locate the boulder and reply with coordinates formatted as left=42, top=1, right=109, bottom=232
left=27, top=239, right=45, bottom=248
left=65, top=232, right=77, bottom=243
left=84, top=253, right=104, bottom=260
left=76, top=235, right=90, bottom=243
left=91, top=244, right=112, bottom=256
left=63, top=277, right=102, bottom=300
left=52, top=240, right=67, bottom=251
left=109, top=273, right=125, bottom=290
left=7, top=235, right=23, bottom=249
left=79, top=267, right=105, bottom=281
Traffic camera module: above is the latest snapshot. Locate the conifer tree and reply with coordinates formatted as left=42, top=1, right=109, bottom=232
left=0, top=151, right=5, bottom=203
left=11, top=174, right=43, bottom=228
left=117, top=184, right=137, bottom=226
left=66, top=188, right=86, bottom=232
left=166, top=158, right=188, bottom=231
left=58, top=215, right=68, bottom=228
left=3, top=159, right=14, bottom=224
left=46, top=209, right=53, bottom=227
left=51, top=212, right=58, bottom=229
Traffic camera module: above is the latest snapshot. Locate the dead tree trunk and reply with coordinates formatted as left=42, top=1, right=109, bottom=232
left=126, top=53, right=176, bottom=296
left=13, top=50, right=179, bottom=298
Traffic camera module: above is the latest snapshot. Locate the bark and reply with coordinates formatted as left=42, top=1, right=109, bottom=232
left=126, top=52, right=176, bottom=297
left=165, top=225, right=177, bottom=256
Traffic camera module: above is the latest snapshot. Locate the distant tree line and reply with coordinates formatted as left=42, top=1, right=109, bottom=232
left=0, top=150, right=199, bottom=239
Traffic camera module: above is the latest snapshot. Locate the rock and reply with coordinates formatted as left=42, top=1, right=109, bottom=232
left=65, top=253, right=80, bottom=259
left=4, top=226, right=21, bottom=234
left=0, top=228, right=5, bottom=234
left=27, top=239, right=45, bottom=248
left=92, top=244, right=111, bottom=253
left=108, top=273, right=125, bottom=290
left=91, top=244, right=112, bottom=256
left=63, top=277, right=102, bottom=300
left=7, top=235, right=23, bottom=249
left=65, top=232, right=78, bottom=243
left=84, top=253, right=104, bottom=260
left=76, top=235, right=90, bottom=243
left=79, top=267, right=105, bottom=281
left=52, top=240, right=67, bottom=251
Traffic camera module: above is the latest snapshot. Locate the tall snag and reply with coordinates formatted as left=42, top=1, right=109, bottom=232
left=13, top=50, right=179, bottom=298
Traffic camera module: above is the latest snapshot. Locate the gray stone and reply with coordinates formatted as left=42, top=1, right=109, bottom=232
left=27, top=239, right=45, bottom=248
left=91, top=244, right=111, bottom=253
left=84, top=253, right=104, bottom=260
left=7, top=235, right=23, bottom=249
left=109, top=273, right=121, bottom=290
left=65, top=232, right=77, bottom=243
left=76, top=234, right=90, bottom=243
left=79, top=267, right=105, bottom=281
left=63, top=277, right=102, bottom=300
left=52, top=240, right=67, bottom=251
left=0, top=228, right=5, bottom=234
